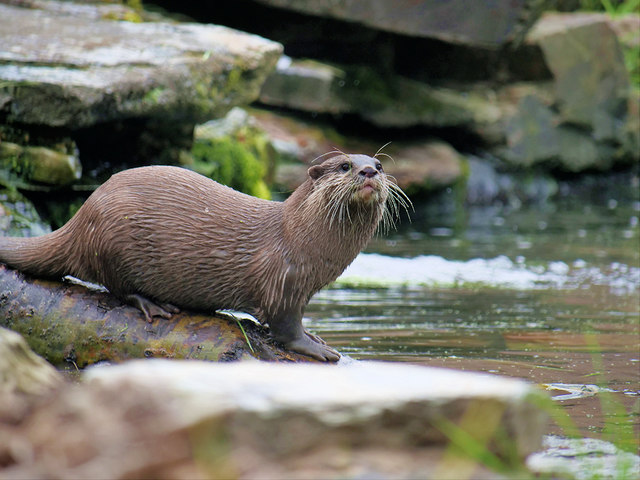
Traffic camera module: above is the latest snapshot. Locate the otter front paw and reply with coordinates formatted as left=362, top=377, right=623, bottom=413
left=125, top=294, right=180, bottom=322
left=286, top=335, right=340, bottom=362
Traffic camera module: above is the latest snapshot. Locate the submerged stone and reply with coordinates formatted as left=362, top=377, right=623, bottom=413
left=527, top=435, right=640, bottom=480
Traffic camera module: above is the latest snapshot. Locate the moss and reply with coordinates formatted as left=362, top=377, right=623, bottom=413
left=142, top=87, right=166, bottom=105
left=100, top=0, right=144, bottom=22
left=0, top=142, right=33, bottom=179
left=0, top=188, right=51, bottom=237
left=335, top=65, right=394, bottom=112
left=189, top=136, right=271, bottom=199
left=224, top=67, right=244, bottom=95
left=1, top=142, right=81, bottom=187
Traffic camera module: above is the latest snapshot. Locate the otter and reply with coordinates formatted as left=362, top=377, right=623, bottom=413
left=0, top=153, right=409, bottom=361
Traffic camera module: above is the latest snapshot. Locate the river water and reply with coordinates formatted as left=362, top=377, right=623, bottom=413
left=304, top=174, right=640, bottom=457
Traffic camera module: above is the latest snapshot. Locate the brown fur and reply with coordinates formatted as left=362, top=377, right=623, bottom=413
left=0, top=154, right=408, bottom=361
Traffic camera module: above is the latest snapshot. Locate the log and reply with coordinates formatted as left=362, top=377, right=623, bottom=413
left=0, top=264, right=315, bottom=367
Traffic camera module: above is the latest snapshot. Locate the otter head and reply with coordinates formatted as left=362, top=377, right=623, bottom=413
left=308, top=154, right=388, bottom=207
left=292, top=151, right=411, bottom=236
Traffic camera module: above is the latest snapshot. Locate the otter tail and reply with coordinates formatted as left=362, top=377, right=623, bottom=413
left=0, top=230, right=71, bottom=280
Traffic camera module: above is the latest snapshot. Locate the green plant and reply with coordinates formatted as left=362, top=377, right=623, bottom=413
left=584, top=334, right=639, bottom=454
left=430, top=332, right=639, bottom=479
left=578, top=0, right=640, bottom=14
left=190, top=136, right=270, bottom=200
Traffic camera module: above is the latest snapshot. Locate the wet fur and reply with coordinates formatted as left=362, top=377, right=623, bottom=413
left=0, top=154, right=408, bottom=359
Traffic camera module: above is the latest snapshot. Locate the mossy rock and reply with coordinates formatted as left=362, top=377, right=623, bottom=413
left=188, top=136, right=271, bottom=200
left=187, top=108, right=279, bottom=199
left=0, top=141, right=82, bottom=187
left=0, top=188, right=51, bottom=237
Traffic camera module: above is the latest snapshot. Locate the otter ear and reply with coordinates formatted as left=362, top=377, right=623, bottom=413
left=308, top=165, right=324, bottom=180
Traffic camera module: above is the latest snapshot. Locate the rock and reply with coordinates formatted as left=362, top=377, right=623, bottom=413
left=195, top=106, right=254, bottom=139
left=0, top=327, right=63, bottom=421
left=502, top=94, right=559, bottom=167
left=0, top=264, right=316, bottom=367
left=0, top=3, right=282, bottom=129
left=10, top=0, right=153, bottom=22
left=382, top=141, right=465, bottom=194
left=354, top=76, right=502, bottom=133
left=260, top=57, right=503, bottom=135
left=527, top=13, right=630, bottom=136
left=0, top=189, right=51, bottom=237
left=0, top=359, right=549, bottom=478
left=252, top=0, right=545, bottom=48
left=259, top=57, right=349, bottom=114
left=623, top=91, right=640, bottom=160
left=0, top=143, right=82, bottom=186
left=556, top=125, right=613, bottom=172
left=466, top=156, right=559, bottom=207
left=500, top=89, right=622, bottom=171
left=527, top=435, right=640, bottom=480
left=249, top=107, right=344, bottom=164
left=248, top=107, right=464, bottom=193
left=0, top=327, right=62, bottom=397
left=187, top=108, right=275, bottom=198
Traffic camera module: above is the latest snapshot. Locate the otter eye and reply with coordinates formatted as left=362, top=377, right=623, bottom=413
left=375, top=163, right=383, bottom=171
left=340, top=162, right=350, bottom=172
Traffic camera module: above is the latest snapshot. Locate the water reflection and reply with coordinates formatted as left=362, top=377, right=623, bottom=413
left=306, top=176, right=639, bottom=442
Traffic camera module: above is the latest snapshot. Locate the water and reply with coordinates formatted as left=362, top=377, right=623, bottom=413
left=304, top=175, right=640, bottom=454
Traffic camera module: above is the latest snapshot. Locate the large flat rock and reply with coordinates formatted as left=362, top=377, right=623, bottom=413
left=0, top=3, right=282, bottom=128
left=82, top=360, right=546, bottom=477
left=1, top=359, right=547, bottom=478
left=252, top=0, right=543, bottom=48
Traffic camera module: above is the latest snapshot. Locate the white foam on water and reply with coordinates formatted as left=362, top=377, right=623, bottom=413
left=336, top=253, right=640, bottom=294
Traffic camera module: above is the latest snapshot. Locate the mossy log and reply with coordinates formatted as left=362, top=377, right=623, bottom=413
left=0, top=265, right=314, bottom=368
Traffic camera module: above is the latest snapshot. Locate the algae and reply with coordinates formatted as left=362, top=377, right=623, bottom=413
left=189, top=109, right=278, bottom=199
left=0, top=140, right=81, bottom=187
left=0, top=188, right=51, bottom=237
left=190, top=136, right=271, bottom=199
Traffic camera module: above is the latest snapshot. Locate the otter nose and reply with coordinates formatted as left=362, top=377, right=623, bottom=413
left=359, top=166, right=378, bottom=178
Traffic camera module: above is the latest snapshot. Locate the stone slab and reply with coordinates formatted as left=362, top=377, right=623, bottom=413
left=260, top=56, right=503, bottom=133
left=253, top=0, right=543, bottom=48
left=84, top=359, right=547, bottom=458
left=1, top=356, right=549, bottom=478
left=0, top=3, right=282, bottom=128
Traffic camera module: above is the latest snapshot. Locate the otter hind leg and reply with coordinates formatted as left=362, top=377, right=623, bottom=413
left=286, top=335, right=340, bottom=362
left=124, top=294, right=180, bottom=322
left=269, top=310, right=340, bottom=362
